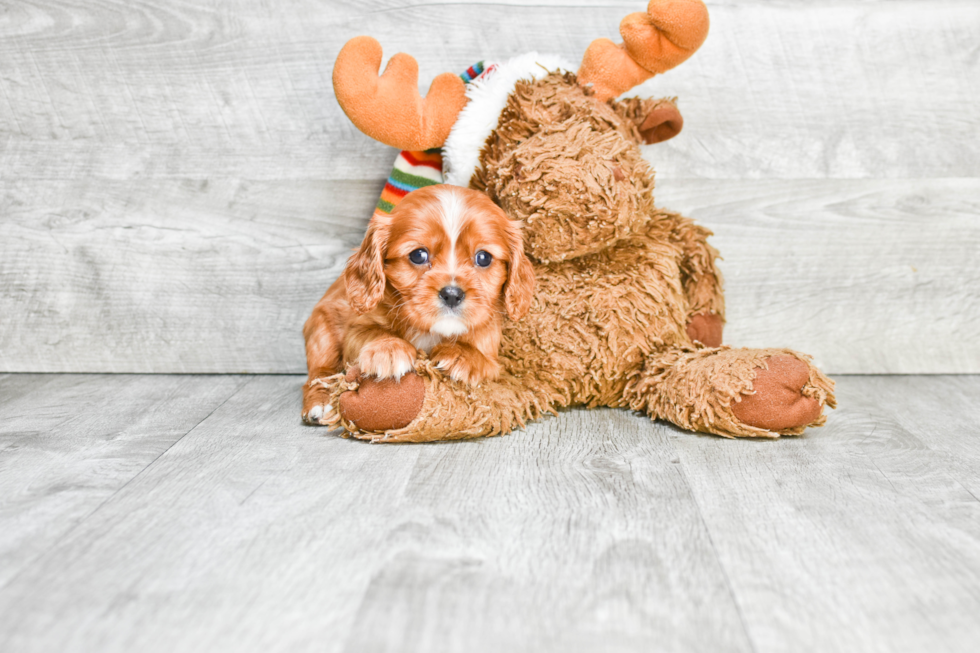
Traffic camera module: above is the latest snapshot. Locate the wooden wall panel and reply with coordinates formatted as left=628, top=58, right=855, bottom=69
left=0, top=179, right=377, bottom=372
left=659, top=178, right=980, bottom=374
left=1, top=0, right=977, bottom=372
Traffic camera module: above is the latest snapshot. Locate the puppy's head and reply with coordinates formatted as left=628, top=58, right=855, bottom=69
left=345, top=185, right=535, bottom=335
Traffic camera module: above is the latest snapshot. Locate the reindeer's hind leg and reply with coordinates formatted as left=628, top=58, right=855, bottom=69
left=624, top=346, right=836, bottom=438
left=643, top=210, right=726, bottom=346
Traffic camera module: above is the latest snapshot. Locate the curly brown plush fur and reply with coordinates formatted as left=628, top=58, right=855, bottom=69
left=315, top=71, right=835, bottom=442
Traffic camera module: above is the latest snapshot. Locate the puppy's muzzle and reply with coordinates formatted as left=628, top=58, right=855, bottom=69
left=438, top=285, right=465, bottom=310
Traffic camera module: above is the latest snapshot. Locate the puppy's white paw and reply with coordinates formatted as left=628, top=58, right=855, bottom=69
left=358, top=338, right=417, bottom=380
left=434, top=358, right=464, bottom=382
left=303, top=379, right=337, bottom=426
left=303, top=402, right=334, bottom=425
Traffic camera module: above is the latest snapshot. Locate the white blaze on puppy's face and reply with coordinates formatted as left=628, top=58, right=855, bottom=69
left=430, top=187, right=470, bottom=337
left=409, top=186, right=493, bottom=340
left=436, top=186, right=467, bottom=280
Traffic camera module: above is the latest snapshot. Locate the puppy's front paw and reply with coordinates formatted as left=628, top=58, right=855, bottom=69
left=358, top=338, right=417, bottom=380
left=302, top=380, right=336, bottom=425
left=430, top=343, right=500, bottom=386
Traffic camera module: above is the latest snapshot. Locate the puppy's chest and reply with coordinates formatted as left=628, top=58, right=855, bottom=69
left=409, top=331, right=444, bottom=354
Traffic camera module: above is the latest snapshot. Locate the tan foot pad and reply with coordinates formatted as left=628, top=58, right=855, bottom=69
left=732, top=355, right=823, bottom=432
left=686, top=313, right=724, bottom=347
left=338, top=366, right=425, bottom=433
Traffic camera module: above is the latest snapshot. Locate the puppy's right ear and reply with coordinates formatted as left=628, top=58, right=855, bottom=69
left=344, top=214, right=389, bottom=314
left=503, top=219, right=536, bottom=321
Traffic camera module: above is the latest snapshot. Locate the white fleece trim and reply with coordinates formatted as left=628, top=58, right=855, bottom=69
left=443, top=52, right=576, bottom=188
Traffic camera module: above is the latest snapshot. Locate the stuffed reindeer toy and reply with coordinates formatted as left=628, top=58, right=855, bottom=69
left=304, top=0, right=836, bottom=441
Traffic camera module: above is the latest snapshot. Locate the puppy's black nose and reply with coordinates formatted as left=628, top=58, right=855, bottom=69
left=438, top=285, right=465, bottom=309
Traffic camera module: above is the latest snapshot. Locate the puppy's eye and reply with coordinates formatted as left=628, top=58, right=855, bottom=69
left=474, top=250, right=493, bottom=268
left=408, top=248, right=429, bottom=265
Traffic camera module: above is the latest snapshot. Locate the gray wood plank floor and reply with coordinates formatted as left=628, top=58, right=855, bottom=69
left=1, top=374, right=978, bottom=652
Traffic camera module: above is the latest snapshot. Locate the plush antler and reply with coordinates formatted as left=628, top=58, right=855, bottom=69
left=578, top=0, right=710, bottom=102
left=333, top=36, right=468, bottom=151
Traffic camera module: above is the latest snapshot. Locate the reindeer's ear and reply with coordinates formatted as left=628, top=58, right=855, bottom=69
left=344, top=215, right=389, bottom=314
left=613, top=97, right=684, bottom=144
left=503, top=220, right=536, bottom=321
left=638, top=102, right=683, bottom=143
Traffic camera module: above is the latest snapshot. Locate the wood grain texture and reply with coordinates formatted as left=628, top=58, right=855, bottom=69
left=837, top=375, right=980, bottom=500
left=672, top=374, right=980, bottom=653
left=0, top=374, right=246, bottom=588
left=0, top=179, right=379, bottom=373
left=0, top=1, right=976, bottom=180
left=0, top=375, right=427, bottom=653
left=2, top=178, right=976, bottom=373
left=343, top=408, right=751, bottom=653
left=1, top=0, right=978, bottom=373
left=657, top=178, right=980, bottom=374
left=0, top=376, right=751, bottom=653
left=1, top=374, right=979, bottom=652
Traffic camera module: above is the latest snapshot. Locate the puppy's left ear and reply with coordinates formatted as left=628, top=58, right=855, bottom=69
left=503, top=220, right=535, bottom=321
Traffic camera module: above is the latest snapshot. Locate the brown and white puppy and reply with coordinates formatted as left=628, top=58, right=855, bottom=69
left=302, top=184, right=535, bottom=424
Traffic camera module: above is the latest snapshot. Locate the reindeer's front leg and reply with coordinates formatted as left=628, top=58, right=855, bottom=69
left=315, top=361, right=559, bottom=443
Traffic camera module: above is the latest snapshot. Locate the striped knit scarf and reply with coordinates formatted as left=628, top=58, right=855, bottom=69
left=373, top=62, right=491, bottom=216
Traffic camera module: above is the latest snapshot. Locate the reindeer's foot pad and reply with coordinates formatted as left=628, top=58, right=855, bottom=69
left=686, top=312, right=724, bottom=347
left=733, top=355, right=837, bottom=436
left=337, top=366, right=425, bottom=433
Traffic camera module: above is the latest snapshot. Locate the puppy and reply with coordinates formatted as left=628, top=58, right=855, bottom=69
left=302, top=185, right=535, bottom=424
